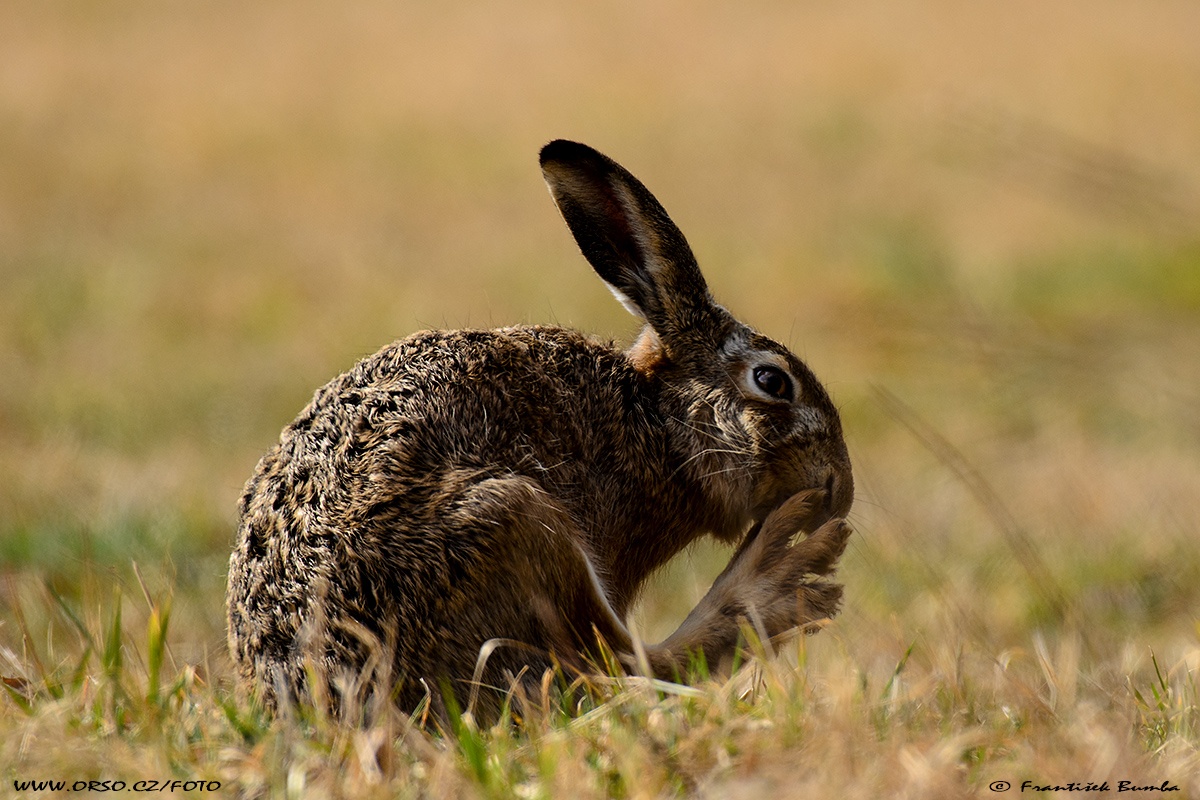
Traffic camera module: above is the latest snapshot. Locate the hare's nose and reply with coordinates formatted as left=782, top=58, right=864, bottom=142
left=823, top=468, right=854, bottom=519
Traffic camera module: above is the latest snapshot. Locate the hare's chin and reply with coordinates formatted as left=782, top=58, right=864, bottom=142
left=707, top=515, right=756, bottom=544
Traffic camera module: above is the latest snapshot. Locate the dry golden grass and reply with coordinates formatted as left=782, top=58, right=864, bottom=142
left=2, top=0, right=1199, bottom=796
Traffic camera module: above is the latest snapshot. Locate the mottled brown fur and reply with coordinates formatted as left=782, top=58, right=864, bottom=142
left=226, top=140, right=854, bottom=720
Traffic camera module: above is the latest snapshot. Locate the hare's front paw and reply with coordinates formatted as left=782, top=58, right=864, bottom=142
left=732, top=490, right=853, bottom=639
left=650, top=490, right=852, bottom=677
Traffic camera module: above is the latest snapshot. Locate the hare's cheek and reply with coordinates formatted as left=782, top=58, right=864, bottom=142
left=792, top=406, right=826, bottom=435
left=753, top=430, right=836, bottom=494
left=744, top=402, right=801, bottom=445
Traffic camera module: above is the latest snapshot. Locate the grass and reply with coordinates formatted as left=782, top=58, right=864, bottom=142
left=3, top=0, right=1200, bottom=795
left=3, top=575, right=1198, bottom=797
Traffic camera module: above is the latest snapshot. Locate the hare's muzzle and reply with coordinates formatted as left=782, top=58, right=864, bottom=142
left=824, top=467, right=854, bottom=520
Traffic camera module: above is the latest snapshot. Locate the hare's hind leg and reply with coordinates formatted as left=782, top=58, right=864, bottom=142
left=442, top=475, right=734, bottom=702
left=431, top=475, right=637, bottom=715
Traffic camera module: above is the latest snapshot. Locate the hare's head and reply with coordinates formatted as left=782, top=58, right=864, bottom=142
left=540, top=140, right=853, bottom=541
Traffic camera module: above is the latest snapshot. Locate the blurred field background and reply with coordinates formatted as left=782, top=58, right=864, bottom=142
left=2, top=0, right=1199, bottom=796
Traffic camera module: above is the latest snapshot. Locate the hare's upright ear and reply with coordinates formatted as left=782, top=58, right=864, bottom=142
left=540, top=140, right=718, bottom=343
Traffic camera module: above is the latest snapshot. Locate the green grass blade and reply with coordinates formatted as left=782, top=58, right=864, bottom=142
left=146, top=597, right=171, bottom=707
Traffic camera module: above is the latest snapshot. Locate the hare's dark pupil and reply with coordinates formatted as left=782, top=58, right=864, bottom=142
left=754, top=366, right=788, bottom=398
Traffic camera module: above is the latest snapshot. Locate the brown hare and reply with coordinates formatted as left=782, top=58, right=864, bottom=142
left=226, top=140, right=854, bottom=720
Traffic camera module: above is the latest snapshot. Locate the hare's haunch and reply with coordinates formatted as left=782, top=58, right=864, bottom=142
left=226, top=140, right=854, bottom=718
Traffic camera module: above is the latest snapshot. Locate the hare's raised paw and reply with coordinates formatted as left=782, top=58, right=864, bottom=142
left=764, top=488, right=833, bottom=534
left=788, top=517, right=852, bottom=629
left=735, top=488, right=849, bottom=574
left=784, top=517, right=852, bottom=584
left=739, top=495, right=852, bottom=636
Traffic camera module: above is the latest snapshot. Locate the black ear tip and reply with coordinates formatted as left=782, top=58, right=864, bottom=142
left=539, top=139, right=605, bottom=169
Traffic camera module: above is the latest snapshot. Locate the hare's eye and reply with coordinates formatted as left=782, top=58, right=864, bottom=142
left=752, top=365, right=792, bottom=401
